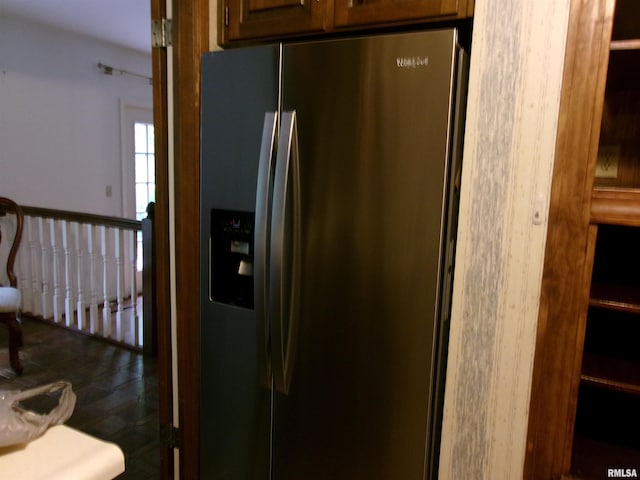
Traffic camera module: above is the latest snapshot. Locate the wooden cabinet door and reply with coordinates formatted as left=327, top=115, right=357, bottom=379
left=221, top=0, right=326, bottom=44
left=334, top=0, right=472, bottom=28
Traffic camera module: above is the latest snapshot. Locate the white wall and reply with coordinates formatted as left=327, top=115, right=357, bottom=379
left=0, top=15, right=152, bottom=217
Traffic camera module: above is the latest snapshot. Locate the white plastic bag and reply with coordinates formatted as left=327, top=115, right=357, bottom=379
left=0, top=381, right=76, bottom=447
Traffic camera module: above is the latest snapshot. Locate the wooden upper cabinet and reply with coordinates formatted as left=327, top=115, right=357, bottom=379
left=221, top=0, right=327, bottom=44
left=219, top=0, right=473, bottom=45
left=334, top=0, right=472, bottom=28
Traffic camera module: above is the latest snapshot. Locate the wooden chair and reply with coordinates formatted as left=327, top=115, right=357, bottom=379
left=0, top=197, right=24, bottom=374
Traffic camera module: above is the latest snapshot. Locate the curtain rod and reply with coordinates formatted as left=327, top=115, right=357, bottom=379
left=97, top=62, right=151, bottom=85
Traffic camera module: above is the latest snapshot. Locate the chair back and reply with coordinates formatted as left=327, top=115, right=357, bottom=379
left=0, top=198, right=24, bottom=288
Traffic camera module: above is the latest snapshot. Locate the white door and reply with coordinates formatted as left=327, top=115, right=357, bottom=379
left=121, top=103, right=154, bottom=220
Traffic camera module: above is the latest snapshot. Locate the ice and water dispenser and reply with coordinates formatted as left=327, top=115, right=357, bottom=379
left=210, top=209, right=255, bottom=309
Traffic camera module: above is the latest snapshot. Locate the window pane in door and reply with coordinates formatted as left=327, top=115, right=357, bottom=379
left=136, top=153, right=148, bottom=179
left=135, top=123, right=148, bottom=151
left=148, top=154, right=155, bottom=182
left=136, top=184, right=149, bottom=217
left=147, top=125, right=155, bottom=154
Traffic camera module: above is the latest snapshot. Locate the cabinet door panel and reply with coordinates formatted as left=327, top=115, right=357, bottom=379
left=249, top=0, right=304, bottom=11
left=223, top=0, right=325, bottom=43
left=334, top=0, right=471, bottom=27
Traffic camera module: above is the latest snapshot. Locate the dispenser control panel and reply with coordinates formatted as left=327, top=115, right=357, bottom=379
left=210, top=209, right=255, bottom=309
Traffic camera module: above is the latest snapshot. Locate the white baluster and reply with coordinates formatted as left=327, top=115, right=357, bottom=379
left=127, top=229, right=139, bottom=347
left=101, top=225, right=111, bottom=338
left=74, top=222, right=85, bottom=331
left=50, top=219, right=62, bottom=323
left=18, top=219, right=31, bottom=315
left=87, top=224, right=99, bottom=334
left=114, top=228, right=124, bottom=342
left=61, top=220, right=74, bottom=327
left=28, top=216, right=41, bottom=317
left=39, top=217, right=51, bottom=320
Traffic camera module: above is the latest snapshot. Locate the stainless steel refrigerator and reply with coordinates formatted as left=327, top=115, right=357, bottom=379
left=200, top=28, right=468, bottom=480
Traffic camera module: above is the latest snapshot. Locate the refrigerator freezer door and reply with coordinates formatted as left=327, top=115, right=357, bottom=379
left=200, top=45, right=280, bottom=479
left=273, top=30, right=460, bottom=479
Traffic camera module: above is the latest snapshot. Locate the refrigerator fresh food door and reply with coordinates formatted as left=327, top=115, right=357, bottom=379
left=200, top=44, right=280, bottom=480
left=272, top=29, right=461, bottom=479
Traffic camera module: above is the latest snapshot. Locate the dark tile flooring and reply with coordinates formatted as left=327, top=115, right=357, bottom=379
left=0, top=317, right=160, bottom=479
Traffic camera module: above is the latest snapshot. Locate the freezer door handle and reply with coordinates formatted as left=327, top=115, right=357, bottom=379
left=254, top=111, right=278, bottom=389
left=270, top=110, right=301, bottom=395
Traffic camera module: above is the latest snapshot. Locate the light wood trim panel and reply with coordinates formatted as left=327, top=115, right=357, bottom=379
left=438, top=0, right=570, bottom=478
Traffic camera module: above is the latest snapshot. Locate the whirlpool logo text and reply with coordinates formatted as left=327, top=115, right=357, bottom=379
left=396, top=56, right=429, bottom=69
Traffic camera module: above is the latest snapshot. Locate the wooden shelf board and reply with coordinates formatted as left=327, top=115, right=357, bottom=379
left=611, top=39, right=640, bottom=51
left=581, top=375, right=640, bottom=395
left=581, top=352, right=640, bottom=396
left=590, top=187, right=640, bottom=226
left=590, top=283, right=640, bottom=313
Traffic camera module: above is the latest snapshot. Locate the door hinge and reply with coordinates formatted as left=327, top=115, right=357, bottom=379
left=224, top=5, right=229, bottom=27
left=160, top=424, right=181, bottom=449
left=152, top=18, right=173, bottom=48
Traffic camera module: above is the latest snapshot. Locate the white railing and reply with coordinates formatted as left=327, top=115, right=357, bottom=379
left=10, top=206, right=143, bottom=350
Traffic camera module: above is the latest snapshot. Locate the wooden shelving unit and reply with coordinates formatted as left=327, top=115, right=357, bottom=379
left=572, top=0, right=640, bottom=476
left=525, top=0, right=640, bottom=477
left=579, top=224, right=640, bottom=397
left=581, top=280, right=640, bottom=399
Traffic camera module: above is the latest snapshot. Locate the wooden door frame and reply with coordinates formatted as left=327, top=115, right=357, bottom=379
left=150, top=0, right=173, bottom=477
left=151, top=0, right=209, bottom=477
left=524, top=0, right=615, bottom=477
left=172, top=0, right=209, bottom=478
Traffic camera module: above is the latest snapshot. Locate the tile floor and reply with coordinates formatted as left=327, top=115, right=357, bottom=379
left=0, top=317, right=160, bottom=479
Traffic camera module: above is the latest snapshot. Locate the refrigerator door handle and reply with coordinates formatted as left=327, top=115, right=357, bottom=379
left=270, top=110, right=301, bottom=395
left=254, top=111, right=278, bottom=389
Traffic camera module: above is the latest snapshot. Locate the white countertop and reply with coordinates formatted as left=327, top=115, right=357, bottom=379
left=0, top=425, right=125, bottom=479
